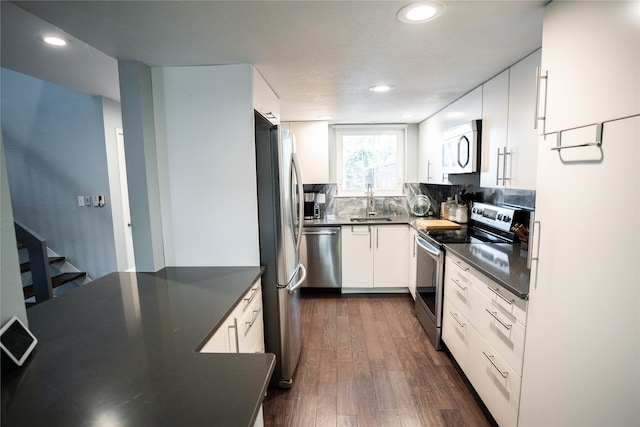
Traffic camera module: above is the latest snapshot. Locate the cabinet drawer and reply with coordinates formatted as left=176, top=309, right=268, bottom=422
left=477, top=278, right=527, bottom=325
left=476, top=296, right=526, bottom=375
left=442, top=297, right=474, bottom=371
left=239, top=279, right=262, bottom=316
left=474, top=340, right=522, bottom=427
left=446, top=254, right=488, bottom=292
left=443, top=272, right=482, bottom=326
left=238, top=288, right=265, bottom=353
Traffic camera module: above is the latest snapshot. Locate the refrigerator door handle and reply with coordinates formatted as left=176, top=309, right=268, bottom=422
left=287, top=263, right=307, bottom=295
left=291, top=153, right=304, bottom=252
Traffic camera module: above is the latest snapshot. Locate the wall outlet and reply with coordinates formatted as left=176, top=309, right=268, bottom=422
left=77, top=196, right=85, bottom=207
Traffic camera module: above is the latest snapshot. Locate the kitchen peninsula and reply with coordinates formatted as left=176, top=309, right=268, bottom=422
left=1, top=267, right=274, bottom=427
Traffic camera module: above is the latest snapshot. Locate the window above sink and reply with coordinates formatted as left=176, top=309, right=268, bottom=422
left=335, top=124, right=406, bottom=197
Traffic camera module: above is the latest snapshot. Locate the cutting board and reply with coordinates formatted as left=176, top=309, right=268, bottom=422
left=416, top=219, right=461, bottom=231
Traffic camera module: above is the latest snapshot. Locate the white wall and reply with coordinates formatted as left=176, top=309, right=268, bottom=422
left=1, top=68, right=118, bottom=279
left=1, top=136, right=27, bottom=326
left=152, top=64, right=260, bottom=266
left=118, top=61, right=166, bottom=272
left=102, top=98, right=130, bottom=271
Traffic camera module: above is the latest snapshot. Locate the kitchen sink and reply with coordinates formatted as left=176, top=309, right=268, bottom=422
left=350, top=216, right=392, bottom=222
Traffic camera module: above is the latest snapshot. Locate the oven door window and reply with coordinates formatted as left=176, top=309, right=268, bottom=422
left=416, top=240, right=441, bottom=322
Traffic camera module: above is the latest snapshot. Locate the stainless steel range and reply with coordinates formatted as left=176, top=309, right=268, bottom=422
left=414, top=202, right=532, bottom=350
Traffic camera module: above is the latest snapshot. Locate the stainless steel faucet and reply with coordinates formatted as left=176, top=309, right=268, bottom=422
left=365, top=184, right=376, bottom=217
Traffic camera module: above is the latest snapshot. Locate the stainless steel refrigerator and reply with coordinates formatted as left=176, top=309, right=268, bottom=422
left=254, top=111, right=306, bottom=388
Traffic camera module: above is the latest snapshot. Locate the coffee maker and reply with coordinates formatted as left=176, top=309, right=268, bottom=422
left=304, top=192, right=317, bottom=219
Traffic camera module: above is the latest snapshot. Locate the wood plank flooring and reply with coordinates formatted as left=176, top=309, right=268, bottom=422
left=263, top=293, right=494, bottom=427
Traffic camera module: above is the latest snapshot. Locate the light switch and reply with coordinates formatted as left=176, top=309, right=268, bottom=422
left=77, top=196, right=85, bottom=207
left=85, top=196, right=92, bottom=206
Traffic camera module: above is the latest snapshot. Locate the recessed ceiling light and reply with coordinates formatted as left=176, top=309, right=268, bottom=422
left=318, top=115, right=333, bottom=120
left=369, top=85, right=392, bottom=93
left=402, top=114, right=414, bottom=119
left=397, top=1, right=445, bottom=24
left=42, top=36, right=67, bottom=46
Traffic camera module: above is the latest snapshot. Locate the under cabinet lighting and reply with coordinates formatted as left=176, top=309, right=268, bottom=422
left=42, top=36, right=67, bottom=46
left=397, top=1, right=445, bottom=24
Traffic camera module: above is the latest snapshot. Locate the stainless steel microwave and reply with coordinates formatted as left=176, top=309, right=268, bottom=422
left=441, top=120, right=482, bottom=174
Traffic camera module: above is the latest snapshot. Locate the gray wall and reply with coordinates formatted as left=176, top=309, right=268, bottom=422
left=1, top=68, right=118, bottom=279
left=1, top=136, right=27, bottom=326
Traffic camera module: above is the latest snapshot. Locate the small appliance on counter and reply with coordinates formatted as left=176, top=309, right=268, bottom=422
left=303, top=192, right=316, bottom=220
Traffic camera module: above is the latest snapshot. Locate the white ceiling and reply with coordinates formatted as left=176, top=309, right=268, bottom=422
left=1, top=1, right=545, bottom=124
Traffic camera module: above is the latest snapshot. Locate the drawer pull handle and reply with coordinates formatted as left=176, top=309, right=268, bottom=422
left=487, top=286, right=514, bottom=305
left=246, top=310, right=261, bottom=329
left=452, top=260, right=469, bottom=272
left=483, top=351, right=509, bottom=378
left=229, top=319, right=239, bottom=353
left=485, top=309, right=513, bottom=331
left=244, top=287, right=260, bottom=304
left=451, top=278, right=467, bottom=291
left=450, top=312, right=466, bottom=328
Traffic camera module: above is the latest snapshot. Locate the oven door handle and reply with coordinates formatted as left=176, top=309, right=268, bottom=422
left=416, top=236, right=441, bottom=257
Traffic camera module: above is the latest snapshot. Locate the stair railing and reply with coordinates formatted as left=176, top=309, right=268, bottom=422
left=14, top=220, right=53, bottom=303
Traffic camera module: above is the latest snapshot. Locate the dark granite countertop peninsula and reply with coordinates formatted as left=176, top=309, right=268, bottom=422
left=444, top=243, right=531, bottom=299
left=1, top=266, right=274, bottom=427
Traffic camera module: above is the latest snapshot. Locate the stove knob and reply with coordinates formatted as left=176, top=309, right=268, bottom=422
left=503, top=215, right=511, bottom=222
left=497, top=214, right=503, bottom=220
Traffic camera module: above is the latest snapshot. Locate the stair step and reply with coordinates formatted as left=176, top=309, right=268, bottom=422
left=20, top=256, right=66, bottom=273
left=23, top=272, right=87, bottom=300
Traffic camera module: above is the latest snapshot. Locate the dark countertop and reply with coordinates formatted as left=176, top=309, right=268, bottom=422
left=1, top=267, right=275, bottom=427
left=443, top=243, right=531, bottom=299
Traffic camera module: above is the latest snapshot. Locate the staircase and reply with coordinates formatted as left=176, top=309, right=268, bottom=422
left=15, top=221, right=89, bottom=307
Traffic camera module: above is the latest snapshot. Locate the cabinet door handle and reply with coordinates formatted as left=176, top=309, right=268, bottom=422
left=376, top=227, right=379, bottom=250
left=529, top=220, right=542, bottom=289
left=427, top=160, right=433, bottom=181
left=487, top=286, right=514, bottom=305
left=483, top=352, right=509, bottom=378
left=450, top=312, right=466, bottom=328
left=485, top=309, right=513, bottom=331
left=229, top=319, right=239, bottom=353
left=246, top=309, right=261, bottom=329
left=451, top=278, right=467, bottom=291
left=452, top=260, right=469, bottom=272
left=534, top=66, right=548, bottom=132
left=496, top=147, right=511, bottom=186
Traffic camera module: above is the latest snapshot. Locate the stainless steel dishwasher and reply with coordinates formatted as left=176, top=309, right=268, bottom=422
left=300, top=227, right=341, bottom=288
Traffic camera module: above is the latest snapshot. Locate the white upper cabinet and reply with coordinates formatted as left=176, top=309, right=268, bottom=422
left=419, top=87, right=482, bottom=184
left=538, top=1, right=640, bottom=134
left=418, top=116, right=444, bottom=183
left=286, top=121, right=330, bottom=184
left=481, top=50, right=541, bottom=190
left=480, top=70, right=509, bottom=188
left=252, top=68, right=280, bottom=124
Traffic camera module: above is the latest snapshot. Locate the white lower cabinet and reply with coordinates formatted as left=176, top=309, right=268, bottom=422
left=442, top=253, right=527, bottom=426
left=341, top=225, right=408, bottom=289
left=200, top=279, right=264, bottom=354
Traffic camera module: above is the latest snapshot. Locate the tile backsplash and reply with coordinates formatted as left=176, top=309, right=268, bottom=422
left=303, top=183, right=536, bottom=219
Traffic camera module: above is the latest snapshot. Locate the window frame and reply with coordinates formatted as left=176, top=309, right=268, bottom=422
left=335, top=124, right=406, bottom=197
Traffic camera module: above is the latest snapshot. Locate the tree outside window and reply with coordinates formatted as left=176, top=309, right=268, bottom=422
left=336, top=127, right=405, bottom=195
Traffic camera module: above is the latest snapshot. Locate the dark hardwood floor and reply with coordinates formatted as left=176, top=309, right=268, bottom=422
left=263, top=293, right=493, bottom=427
